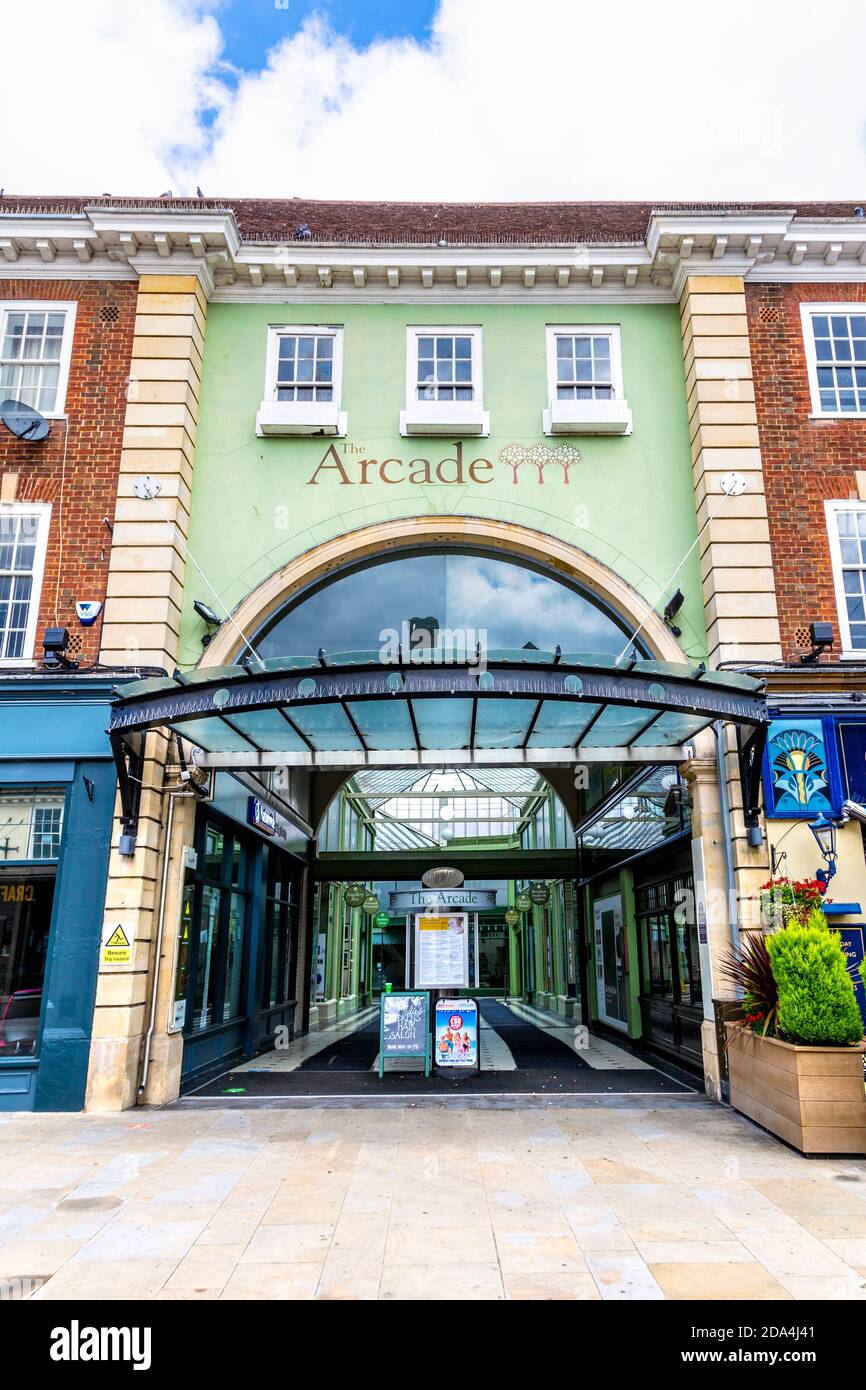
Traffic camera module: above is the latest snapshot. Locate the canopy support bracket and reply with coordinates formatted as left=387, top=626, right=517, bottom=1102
left=737, top=722, right=767, bottom=829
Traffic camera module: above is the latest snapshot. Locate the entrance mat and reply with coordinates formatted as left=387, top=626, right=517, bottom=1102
left=295, top=1017, right=380, bottom=1072
left=188, top=1064, right=694, bottom=1098
left=478, top=999, right=591, bottom=1070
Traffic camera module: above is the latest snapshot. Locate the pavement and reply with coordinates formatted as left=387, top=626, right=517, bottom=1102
left=2, top=1098, right=866, bottom=1301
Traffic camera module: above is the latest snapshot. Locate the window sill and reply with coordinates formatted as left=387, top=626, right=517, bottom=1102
left=255, top=401, right=347, bottom=437
left=809, top=412, right=866, bottom=422
left=400, top=402, right=489, bottom=437
left=543, top=399, right=633, bottom=436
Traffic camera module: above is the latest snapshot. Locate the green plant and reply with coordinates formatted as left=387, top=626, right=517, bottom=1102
left=760, top=877, right=827, bottom=928
left=767, top=908, right=864, bottom=1046
left=718, top=932, right=778, bottom=1038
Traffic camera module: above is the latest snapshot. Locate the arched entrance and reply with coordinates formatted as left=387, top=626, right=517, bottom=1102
left=106, top=520, right=767, bottom=1105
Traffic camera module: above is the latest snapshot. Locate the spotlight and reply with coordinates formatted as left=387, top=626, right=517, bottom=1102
left=42, top=627, right=78, bottom=670
left=800, top=621, right=834, bottom=664
left=663, top=588, right=685, bottom=637
left=193, top=599, right=222, bottom=646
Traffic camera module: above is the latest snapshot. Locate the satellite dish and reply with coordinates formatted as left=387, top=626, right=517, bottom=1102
left=0, top=399, right=50, bottom=442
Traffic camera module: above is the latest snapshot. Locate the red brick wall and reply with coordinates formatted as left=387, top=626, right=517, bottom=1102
left=747, top=282, right=866, bottom=661
left=0, top=279, right=136, bottom=664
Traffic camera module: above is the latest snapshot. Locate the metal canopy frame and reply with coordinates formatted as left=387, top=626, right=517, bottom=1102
left=106, top=653, right=768, bottom=848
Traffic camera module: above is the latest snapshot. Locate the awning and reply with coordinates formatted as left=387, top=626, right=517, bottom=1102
left=108, top=648, right=767, bottom=770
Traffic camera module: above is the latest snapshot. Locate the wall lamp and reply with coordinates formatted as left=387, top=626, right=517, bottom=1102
left=809, top=811, right=839, bottom=892
left=800, top=621, right=834, bottom=664
left=193, top=599, right=222, bottom=647
left=663, top=589, right=685, bottom=637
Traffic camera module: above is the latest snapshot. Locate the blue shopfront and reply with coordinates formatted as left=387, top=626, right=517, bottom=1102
left=0, top=675, right=117, bottom=1111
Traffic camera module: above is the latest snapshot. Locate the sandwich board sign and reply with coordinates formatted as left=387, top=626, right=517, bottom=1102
left=379, top=991, right=430, bottom=1077
left=434, top=998, right=480, bottom=1072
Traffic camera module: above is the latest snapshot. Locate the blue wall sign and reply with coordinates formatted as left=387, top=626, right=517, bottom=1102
left=763, top=717, right=837, bottom=818
left=837, top=721, right=866, bottom=806
left=247, top=796, right=277, bottom=836
left=830, top=925, right=866, bottom=1032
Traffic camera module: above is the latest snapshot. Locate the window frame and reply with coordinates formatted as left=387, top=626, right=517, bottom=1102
left=405, top=325, right=484, bottom=406
left=825, top=499, right=866, bottom=658
left=263, top=323, right=344, bottom=406
left=401, top=325, right=489, bottom=435
left=0, top=301, right=77, bottom=418
left=545, top=323, right=625, bottom=405
left=800, top=302, right=866, bottom=419
left=0, top=502, right=51, bottom=666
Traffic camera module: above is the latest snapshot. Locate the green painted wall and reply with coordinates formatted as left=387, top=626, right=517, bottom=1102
left=180, top=302, right=704, bottom=666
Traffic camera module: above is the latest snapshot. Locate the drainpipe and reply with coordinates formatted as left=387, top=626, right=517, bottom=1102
left=139, top=790, right=183, bottom=1098
left=715, top=721, right=739, bottom=951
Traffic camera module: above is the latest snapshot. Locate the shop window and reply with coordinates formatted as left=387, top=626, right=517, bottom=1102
left=0, top=504, right=51, bottom=664
left=400, top=326, right=489, bottom=435
left=256, top=325, right=346, bottom=436
left=181, top=818, right=252, bottom=1035
left=262, top=849, right=297, bottom=1011
left=0, top=302, right=76, bottom=415
left=478, top=919, right=507, bottom=989
left=543, top=324, right=631, bottom=435
left=0, top=788, right=65, bottom=1057
left=801, top=304, right=866, bottom=416
left=637, top=872, right=700, bottom=1007
left=826, top=501, right=866, bottom=655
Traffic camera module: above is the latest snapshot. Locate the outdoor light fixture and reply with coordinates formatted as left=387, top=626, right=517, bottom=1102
left=663, top=588, right=685, bottom=637
left=421, top=866, right=464, bottom=889
left=193, top=599, right=222, bottom=648
left=809, top=812, right=839, bottom=892
left=800, top=621, right=834, bottom=664
left=41, top=628, right=78, bottom=671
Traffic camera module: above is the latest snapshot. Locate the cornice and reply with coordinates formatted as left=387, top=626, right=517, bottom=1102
left=0, top=204, right=864, bottom=300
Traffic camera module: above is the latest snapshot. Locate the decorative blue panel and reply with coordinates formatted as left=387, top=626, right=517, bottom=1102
left=837, top=720, right=866, bottom=806
left=763, top=717, right=837, bottom=818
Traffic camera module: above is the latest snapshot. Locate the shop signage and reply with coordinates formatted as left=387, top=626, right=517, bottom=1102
left=379, top=991, right=430, bottom=1077
left=529, top=881, right=551, bottom=905
left=0, top=882, right=35, bottom=903
left=414, top=912, right=469, bottom=988
left=434, top=998, right=480, bottom=1070
left=247, top=797, right=277, bottom=835
left=830, top=925, right=866, bottom=1031
left=305, top=440, right=580, bottom=490
left=504, top=909, right=519, bottom=926
left=101, top=922, right=131, bottom=966
left=362, top=893, right=380, bottom=914
left=344, top=883, right=367, bottom=908
left=374, top=911, right=390, bottom=927
left=515, top=890, right=532, bottom=912
left=389, top=888, right=498, bottom=912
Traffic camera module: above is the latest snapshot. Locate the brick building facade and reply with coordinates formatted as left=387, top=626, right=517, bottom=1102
left=0, top=278, right=137, bottom=663
left=746, top=281, right=866, bottom=663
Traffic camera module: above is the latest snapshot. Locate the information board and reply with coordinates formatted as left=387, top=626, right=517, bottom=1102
left=434, top=998, right=480, bottom=1070
left=414, top=913, right=469, bottom=988
left=830, top=924, right=866, bottom=1031
left=379, top=991, right=430, bottom=1076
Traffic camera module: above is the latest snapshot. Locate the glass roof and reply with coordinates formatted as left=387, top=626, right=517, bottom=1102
left=109, top=651, right=767, bottom=770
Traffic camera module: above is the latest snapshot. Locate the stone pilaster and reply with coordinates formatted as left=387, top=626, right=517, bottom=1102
left=87, top=273, right=208, bottom=1111
left=680, top=275, right=782, bottom=667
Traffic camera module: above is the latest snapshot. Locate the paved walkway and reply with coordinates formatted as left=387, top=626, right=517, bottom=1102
left=2, top=1101, right=866, bottom=1301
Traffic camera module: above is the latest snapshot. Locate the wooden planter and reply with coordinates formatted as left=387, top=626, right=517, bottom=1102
left=725, top=1025, right=866, bottom=1156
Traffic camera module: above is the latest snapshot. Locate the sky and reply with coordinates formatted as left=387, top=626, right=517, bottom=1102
left=4, top=0, right=866, bottom=201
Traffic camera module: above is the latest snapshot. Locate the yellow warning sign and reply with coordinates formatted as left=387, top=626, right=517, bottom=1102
left=102, top=923, right=132, bottom=965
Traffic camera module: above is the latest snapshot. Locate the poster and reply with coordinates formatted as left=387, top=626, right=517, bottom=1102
left=379, top=991, right=429, bottom=1077
left=414, top=913, right=468, bottom=988
left=434, top=998, right=479, bottom=1069
left=830, top=925, right=866, bottom=1031
left=315, top=932, right=327, bottom=1001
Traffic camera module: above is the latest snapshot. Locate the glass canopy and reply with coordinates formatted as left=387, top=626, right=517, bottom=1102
left=108, top=651, right=768, bottom=772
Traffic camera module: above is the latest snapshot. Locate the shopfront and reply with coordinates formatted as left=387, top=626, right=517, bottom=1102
left=634, top=847, right=702, bottom=1067
left=173, top=774, right=309, bottom=1089
left=0, top=675, right=117, bottom=1111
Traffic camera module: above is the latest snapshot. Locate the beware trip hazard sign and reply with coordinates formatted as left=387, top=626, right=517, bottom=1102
left=101, top=923, right=132, bottom=966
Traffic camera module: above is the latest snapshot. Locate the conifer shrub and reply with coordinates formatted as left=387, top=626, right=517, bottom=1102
left=766, top=909, right=864, bottom=1046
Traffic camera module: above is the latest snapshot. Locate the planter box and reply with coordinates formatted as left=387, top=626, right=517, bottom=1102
left=726, top=1024, right=866, bottom=1155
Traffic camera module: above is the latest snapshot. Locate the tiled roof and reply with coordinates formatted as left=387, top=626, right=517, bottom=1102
left=1, top=195, right=864, bottom=245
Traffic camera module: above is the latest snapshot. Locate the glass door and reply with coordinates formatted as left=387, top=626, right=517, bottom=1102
left=593, top=894, right=627, bottom=1030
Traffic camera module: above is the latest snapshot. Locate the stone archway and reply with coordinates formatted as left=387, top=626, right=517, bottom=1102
left=200, top=516, right=686, bottom=668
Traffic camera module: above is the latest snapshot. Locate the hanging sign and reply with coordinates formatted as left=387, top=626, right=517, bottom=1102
left=515, top=891, right=532, bottom=913
left=379, top=991, right=430, bottom=1076
left=414, top=913, right=469, bottom=988
left=434, top=998, right=480, bottom=1070
left=374, top=911, right=390, bottom=928
left=344, top=883, right=367, bottom=908
left=101, top=922, right=132, bottom=966
left=529, top=881, right=551, bottom=905
left=362, top=894, right=380, bottom=914
left=504, top=908, right=519, bottom=927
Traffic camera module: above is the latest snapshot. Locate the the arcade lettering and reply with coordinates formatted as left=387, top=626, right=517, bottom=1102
left=306, top=440, right=580, bottom=487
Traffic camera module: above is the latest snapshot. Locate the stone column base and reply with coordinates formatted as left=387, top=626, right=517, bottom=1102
left=85, top=1035, right=144, bottom=1112
left=701, top=1018, right=723, bottom=1102
left=140, top=1030, right=184, bottom=1107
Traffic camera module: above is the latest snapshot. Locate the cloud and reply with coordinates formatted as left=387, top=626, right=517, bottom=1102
left=4, top=0, right=866, bottom=198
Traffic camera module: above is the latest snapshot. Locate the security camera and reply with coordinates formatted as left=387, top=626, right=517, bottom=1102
left=193, top=599, right=222, bottom=626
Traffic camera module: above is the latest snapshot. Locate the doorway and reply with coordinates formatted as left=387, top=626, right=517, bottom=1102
left=593, top=894, right=628, bottom=1031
